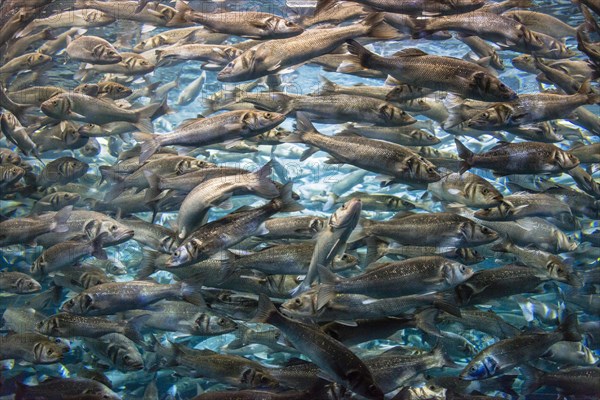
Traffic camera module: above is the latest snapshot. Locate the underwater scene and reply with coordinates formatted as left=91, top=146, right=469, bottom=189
left=0, top=0, right=599, bottom=398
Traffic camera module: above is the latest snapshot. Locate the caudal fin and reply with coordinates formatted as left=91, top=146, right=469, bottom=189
left=51, top=205, right=72, bottom=233
left=251, top=161, right=280, bottom=199
left=519, top=365, right=544, bottom=395
left=251, top=293, right=278, bottom=324
left=454, top=139, right=474, bottom=174
left=90, top=232, right=108, bottom=260
left=275, top=182, right=304, bottom=213
left=363, top=12, right=398, bottom=40
left=346, top=39, right=375, bottom=69
left=558, top=313, right=581, bottom=342
left=139, top=136, right=161, bottom=163
left=123, top=314, right=150, bottom=344
left=135, top=98, right=166, bottom=133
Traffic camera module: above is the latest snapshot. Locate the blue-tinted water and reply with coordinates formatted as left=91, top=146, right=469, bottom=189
left=0, top=0, right=599, bottom=399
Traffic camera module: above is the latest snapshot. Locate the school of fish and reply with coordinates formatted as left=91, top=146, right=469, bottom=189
left=0, top=0, right=599, bottom=399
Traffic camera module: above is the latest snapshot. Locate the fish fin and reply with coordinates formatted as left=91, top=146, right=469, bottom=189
left=316, top=283, right=336, bottom=311
left=334, top=320, right=358, bottom=327
left=277, top=182, right=304, bottom=212
left=519, top=365, right=543, bottom=395
left=558, top=313, right=581, bottom=342
left=139, top=136, right=160, bottom=163
left=167, top=0, right=192, bottom=26
left=181, top=282, right=206, bottom=307
left=454, top=139, right=473, bottom=174
left=346, top=39, right=374, bottom=69
left=336, top=60, right=366, bottom=74
left=323, top=193, right=338, bottom=211
left=414, top=308, right=442, bottom=337
left=300, top=146, right=319, bottom=161
left=364, top=12, right=398, bottom=40
left=317, top=75, right=338, bottom=95
left=51, top=205, right=72, bottom=233
left=251, top=293, right=278, bottom=324
left=432, top=341, right=459, bottom=368
left=91, top=232, right=108, bottom=260
left=124, top=314, right=150, bottom=344
left=251, top=161, right=279, bottom=198
left=136, top=250, right=160, bottom=279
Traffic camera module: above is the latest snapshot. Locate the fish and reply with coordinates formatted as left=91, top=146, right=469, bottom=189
left=217, top=13, right=397, bottom=82
left=283, top=113, right=440, bottom=185
left=15, top=378, right=120, bottom=400
left=66, top=35, right=122, bottom=64
left=60, top=280, right=203, bottom=316
left=0, top=205, right=71, bottom=247
left=461, top=314, right=581, bottom=380
left=345, top=39, right=517, bottom=101
left=0, top=332, right=66, bottom=364
left=455, top=139, right=580, bottom=176
left=0, top=270, right=41, bottom=294
left=41, top=93, right=164, bottom=133
left=292, top=197, right=362, bottom=295
left=169, top=0, right=304, bottom=39
left=253, top=294, right=385, bottom=399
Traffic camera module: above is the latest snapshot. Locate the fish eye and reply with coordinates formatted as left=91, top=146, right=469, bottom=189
left=264, top=113, right=272, bottom=118
left=460, top=265, right=466, bottom=272
left=481, top=227, right=491, bottom=233
left=285, top=21, right=293, bottom=26
left=110, top=225, right=117, bottom=231
left=218, top=318, right=226, bottom=325
left=47, top=349, right=54, bottom=355
left=174, top=250, right=180, bottom=257
left=124, top=355, right=130, bottom=361
left=481, top=188, right=489, bottom=194
left=294, top=298, right=302, bottom=304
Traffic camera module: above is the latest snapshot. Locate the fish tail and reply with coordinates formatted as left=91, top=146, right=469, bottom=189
left=103, top=181, right=126, bottom=202
left=414, top=307, right=442, bottom=337
left=316, top=265, right=340, bottom=310
left=139, top=136, right=161, bottom=163
left=168, top=0, right=193, bottom=26
left=558, top=313, right=582, bottom=342
left=433, top=292, right=462, bottom=317
left=519, top=365, right=543, bottom=395
left=136, top=249, right=161, bottom=279
left=317, top=75, right=338, bottom=95
left=251, top=293, right=278, bottom=324
left=180, top=281, right=206, bottom=307
left=91, top=232, right=108, bottom=260
left=135, top=98, right=165, bottom=133
left=346, top=39, right=374, bottom=69
left=51, top=205, right=72, bottom=233
left=454, top=139, right=473, bottom=174
left=578, top=80, right=600, bottom=104
left=251, top=161, right=280, bottom=198
left=432, top=341, right=459, bottom=368
left=143, top=170, right=163, bottom=198
left=123, top=314, right=150, bottom=345
left=227, top=323, right=249, bottom=349
left=363, top=12, right=398, bottom=40
left=275, top=182, right=304, bottom=212
left=410, top=17, right=432, bottom=39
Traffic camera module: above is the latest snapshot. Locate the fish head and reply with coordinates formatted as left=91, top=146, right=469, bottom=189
left=217, top=48, right=261, bottom=82
left=461, top=221, right=498, bottom=245
left=334, top=253, right=359, bottom=270
left=78, top=123, right=103, bottom=136
left=267, top=16, right=304, bottom=37
left=511, top=54, right=534, bottom=72
left=105, top=260, right=128, bottom=275
left=282, top=291, right=317, bottom=316
left=125, top=56, right=155, bottom=73
left=104, top=83, right=133, bottom=99
left=27, top=53, right=52, bottom=68
left=378, top=104, right=416, bottom=125
left=242, top=111, right=286, bottom=132
left=194, top=312, right=238, bottom=335
left=41, top=94, right=71, bottom=119
left=461, top=356, right=498, bottom=380
left=414, top=129, right=441, bottom=145
left=443, top=260, right=474, bottom=286
left=330, top=197, right=362, bottom=229
left=240, top=367, right=278, bottom=389
left=454, top=248, right=484, bottom=265
left=14, top=276, right=42, bottom=293
left=82, top=138, right=101, bottom=157
left=467, top=104, right=510, bottom=129
left=472, top=72, right=517, bottom=102
left=0, top=111, right=21, bottom=132
left=33, top=341, right=64, bottom=364
left=59, top=157, right=89, bottom=179
left=555, top=150, right=579, bottom=170
left=36, top=316, right=59, bottom=336
left=75, top=83, right=100, bottom=96
left=119, top=349, right=144, bottom=371
left=474, top=202, right=508, bottom=220
left=98, top=220, right=134, bottom=244
left=3, top=165, right=25, bottom=184
left=405, top=155, right=441, bottom=183
left=554, top=229, right=578, bottom=252
left=30, top=257, right=47, bottom=277
left=61, top=293, right=93, bottom=315
left=472, top=183, right=503, bottom=208
left=0, top=149, right=21, bottom=165
left=166, top=243, right=195, bottom=267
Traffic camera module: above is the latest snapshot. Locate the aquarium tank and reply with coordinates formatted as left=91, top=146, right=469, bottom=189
left=0, top=0, right=599, bottom=399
